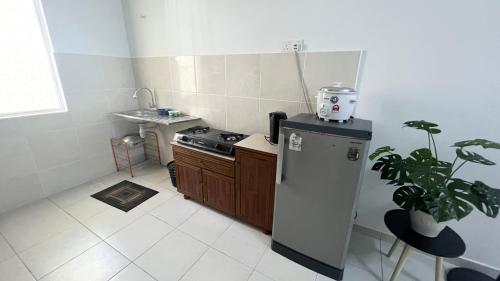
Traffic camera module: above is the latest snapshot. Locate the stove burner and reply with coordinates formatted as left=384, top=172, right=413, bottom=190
left=175, top=126, right=248, bottom=156
left=220, top=133, right=245, bottom=142
left=190, top=126, right=210, bottom=134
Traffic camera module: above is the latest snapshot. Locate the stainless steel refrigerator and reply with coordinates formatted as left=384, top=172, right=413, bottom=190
left=272, top=113, right=372, bottom=280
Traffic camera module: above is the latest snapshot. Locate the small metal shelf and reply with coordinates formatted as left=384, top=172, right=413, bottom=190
left=110, top=131, right=161, bottom=177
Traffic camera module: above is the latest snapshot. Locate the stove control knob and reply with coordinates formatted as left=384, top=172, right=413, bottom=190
left=181, top=136, right=189, bottom=142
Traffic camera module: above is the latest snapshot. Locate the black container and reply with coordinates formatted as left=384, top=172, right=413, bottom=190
left=269, top=111, right=288, bottom=144
left=167, top=161, right=177, bottom=187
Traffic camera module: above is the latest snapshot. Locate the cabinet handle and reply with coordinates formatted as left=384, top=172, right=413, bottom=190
left=275, top=133, right=285, bottom=184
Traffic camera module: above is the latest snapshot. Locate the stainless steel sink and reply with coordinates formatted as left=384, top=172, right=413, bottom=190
left=129, top=110, right=158, bottom=117
left=112, top=109, right=201, bottom=126
left=113, top=109, right=160, bottom=124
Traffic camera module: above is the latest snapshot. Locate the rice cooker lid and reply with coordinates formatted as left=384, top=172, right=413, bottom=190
left=319, top=82, right=357, bottom=94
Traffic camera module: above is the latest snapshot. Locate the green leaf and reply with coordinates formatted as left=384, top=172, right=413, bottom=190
left=405, top=148, right=450, bottom=191
left=456, top=149, right=496, bottom=165
left=453, top=139, right=500, bottom=149
left=403, top=120, right=441, bottom=134
left=371, top=154, right=411, bottom=185
left=423, top=179, right=500, bottom=222
left=423, top=186, right=473, bottom=222
left=468, top=181, right=500, bottom=218
left=393, top=186, right=426, bottom=211
left=369, top=146, right=395, bottom=161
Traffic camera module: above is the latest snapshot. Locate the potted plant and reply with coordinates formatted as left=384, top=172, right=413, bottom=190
left=369, top=120, right=500, bottom=237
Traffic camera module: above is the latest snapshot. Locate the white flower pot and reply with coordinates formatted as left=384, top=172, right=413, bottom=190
left=409, top=209, right=447, bottom=237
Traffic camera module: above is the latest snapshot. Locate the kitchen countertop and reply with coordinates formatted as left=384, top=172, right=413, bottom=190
left=112, top=111, right=200, bottom=126
left=170, top=141, right=235, bottom=161
left=234, top=133, right=278, bottom=156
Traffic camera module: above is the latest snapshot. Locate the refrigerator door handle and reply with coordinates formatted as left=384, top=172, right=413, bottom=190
left=275, top=133, right=285, bottom=184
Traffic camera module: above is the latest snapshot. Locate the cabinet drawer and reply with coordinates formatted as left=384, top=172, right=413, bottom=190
left=173, top=145, right=234, bottom=177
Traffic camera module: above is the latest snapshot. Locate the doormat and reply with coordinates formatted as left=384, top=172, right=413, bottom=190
left=91, top=180, right=158, bottom=212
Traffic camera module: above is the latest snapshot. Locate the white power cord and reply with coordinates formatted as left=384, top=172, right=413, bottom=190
left=294, top=50, right=314, bottom=114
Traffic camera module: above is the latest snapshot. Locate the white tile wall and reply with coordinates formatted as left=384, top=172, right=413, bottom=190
left=170, top=56, right=197, bottom=93
left=0, top=53, right=139, bottom=214
left=132, top=51, right=361, bottom=136
left=226, top=54, right=260, bottom=98
left=260, top=53, right=302, bottom=102
left=195, top=55, right=226, bottom=95
left=0, top=51, right=360, bottom=215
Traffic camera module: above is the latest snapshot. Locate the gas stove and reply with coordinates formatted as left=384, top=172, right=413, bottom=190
left=174, top=126, right=248, bottom=156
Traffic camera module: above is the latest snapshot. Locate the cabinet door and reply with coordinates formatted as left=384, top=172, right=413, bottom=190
left=176, top=161, right=203, bottom=202
left=236, top=150, right=276, bottom=231
left=203, top=170, right=235, bottom=216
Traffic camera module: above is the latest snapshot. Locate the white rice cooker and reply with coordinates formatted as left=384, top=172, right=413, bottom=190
left=316, top=83, right=358, bottom=122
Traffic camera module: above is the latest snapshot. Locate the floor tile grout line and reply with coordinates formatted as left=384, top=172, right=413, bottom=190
left=105, top=261, right=134, bottom=281
left=50, top=172, right=175, bottom=243
left=135, top=200, right=255, bottom=280
left=131, top=261, right=159, bottom=281
left=35, top=239, right=104, bottom=280
left=0, top=232, right=37, bottom=281
left=175, top=207, right=235, bottom=247
left=131, top=200, right=203, bottom=263
left=1, top=200, right=84, bottom=255
left=176, top=246, right=211, bottom=281
left=243, top=242, right=275, bottom=281
left=129, top=224, right=176, bottom=262
left=1, top=165, right=169, bottom=280
left=6, top=165, right=282, bottom=281
left=48, top=197, right=108, bottom=239
left=379, top=235, right=385, bottom=281
left=146, top=194, right=275, bottom=280
left=43, top=197, right=137, bottom=280
left=208, top=239, right=256, bottom=270
left=50, top=194, right=113, bottom=226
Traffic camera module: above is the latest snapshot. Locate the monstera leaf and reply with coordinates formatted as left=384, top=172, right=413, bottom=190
left=456, top=149, right=495, bottom=165
left=369, top=146, right=395, bottom=161
left=403, top=120, right=441, bottom=134
left=468, top=181, right=500, bottom=217
left=453, top=139, right=500, bottom=149
left=371, top=153, right=410, bottom=185
left=404, top=148, right=451, bottom=191
left=423, top=187, right=474, bottom=222
left=370, top=120, right=500, bottom=223
left=393, top=186, right=425, bottom=211
left=423, top=179, right=500, bottom=222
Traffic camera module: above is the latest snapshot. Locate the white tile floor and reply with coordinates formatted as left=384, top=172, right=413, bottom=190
left=0, top=163, right=447, bottom=281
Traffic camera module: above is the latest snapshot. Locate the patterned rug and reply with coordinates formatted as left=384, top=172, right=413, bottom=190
left=91, top=180, right=158, bottom=212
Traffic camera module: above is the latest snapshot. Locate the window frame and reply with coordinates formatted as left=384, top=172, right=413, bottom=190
left=0, top=0, right=67, bottom=119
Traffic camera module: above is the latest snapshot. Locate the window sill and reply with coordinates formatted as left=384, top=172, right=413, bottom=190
left=0, top=107, right=68, bottom=120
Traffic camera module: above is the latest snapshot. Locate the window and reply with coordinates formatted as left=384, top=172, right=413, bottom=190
left=0, top=0, right=66, bottom=119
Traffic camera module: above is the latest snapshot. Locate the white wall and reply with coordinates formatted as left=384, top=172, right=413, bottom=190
left=0, top=1, right=137, bottom=214
left=42, top=0, right=130, bottom=57
left=123, top=0, right=500, bottom=269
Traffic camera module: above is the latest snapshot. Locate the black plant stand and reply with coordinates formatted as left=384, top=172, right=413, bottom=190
left=384, top=209, right=466, bottom=281
left=447, top=267, right=499, bottom=281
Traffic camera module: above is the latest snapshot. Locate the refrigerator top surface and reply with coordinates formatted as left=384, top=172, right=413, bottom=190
left=281, top=113, right=372, bottom=140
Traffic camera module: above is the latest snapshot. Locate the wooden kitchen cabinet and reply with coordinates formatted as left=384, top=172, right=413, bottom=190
left=203, top=170, right=235, bottom=216
left=172, top=135, right=277, bottom=232
left=175, top=161, right=203, bottom=202
left=235, top=147, right=277, bottom=233
left=173, top=144, right=236, bottom=216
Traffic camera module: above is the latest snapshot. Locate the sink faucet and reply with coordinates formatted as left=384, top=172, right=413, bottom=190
left=132, top=88, right=157, bottom=109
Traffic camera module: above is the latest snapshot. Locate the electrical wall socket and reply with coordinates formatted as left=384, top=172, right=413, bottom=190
left=282, top=40, right=304, bottom=52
